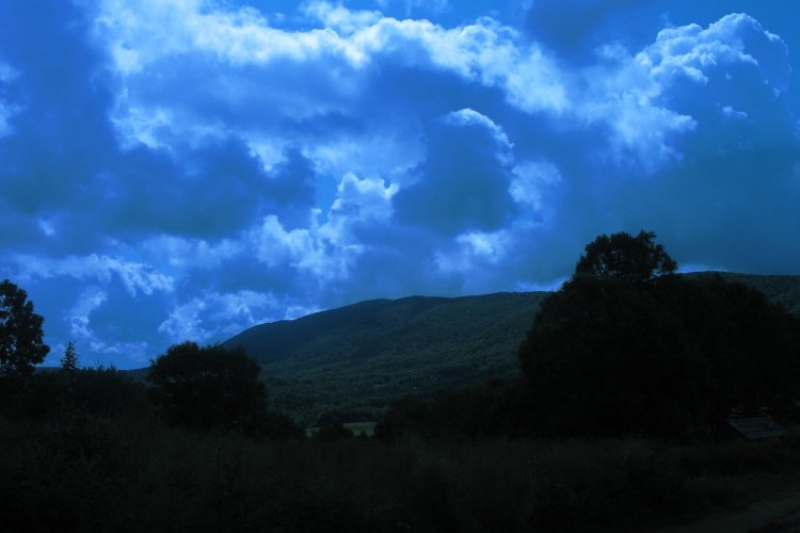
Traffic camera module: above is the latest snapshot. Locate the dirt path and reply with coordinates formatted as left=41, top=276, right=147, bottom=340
left=649, top=485, right=800, bottom=533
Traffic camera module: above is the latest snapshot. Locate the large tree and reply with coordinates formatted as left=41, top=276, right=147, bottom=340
left=519, top=232, right=800, bottom=438
left=575, top=230, right=677, bottom=282
left=147, top=342, right=274, bottom=435
left=0, top=280, right=49, bottom=385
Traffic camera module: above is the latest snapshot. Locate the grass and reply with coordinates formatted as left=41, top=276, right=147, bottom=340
left=7, top=407, right=800, bottom=533
left=344, top=421, right=377, bottom=436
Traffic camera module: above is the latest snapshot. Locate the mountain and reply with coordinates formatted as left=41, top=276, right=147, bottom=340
left=223, top=272, right=800, bottom=426
left=683, top=272, right=800, bottom=315
left=223, top=292, right=548, bottom=425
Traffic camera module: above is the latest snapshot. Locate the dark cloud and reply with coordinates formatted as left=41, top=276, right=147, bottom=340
left=395, top=110, right=519, bottom=234
left=526, top=0, right=658, bottom=62
left=0, top=1, right=115, bottom=238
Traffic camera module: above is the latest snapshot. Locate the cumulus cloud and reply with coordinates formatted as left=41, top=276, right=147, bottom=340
left=13, top=254, right=174, bottom=297
left=0, top=1, right=797, bottom=368
left=158, top=290, right=281, bottom=343
left=0, top=62, right=22, bottom=137
left=394, top=108, right=518, bottom=234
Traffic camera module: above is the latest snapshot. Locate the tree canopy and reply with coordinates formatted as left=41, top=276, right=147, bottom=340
left=0, top=279, right=49, bottom=386
left=146, top=342, right=298, bottom=437
left=519, top=231, right=800, bottom=438
left=575, top=230, right=677, bottom=282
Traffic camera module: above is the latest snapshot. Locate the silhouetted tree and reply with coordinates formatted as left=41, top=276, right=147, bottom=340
left=147, top=342, right=295, bottom=437
left=519, top=232, right=800, bottom=438
left=575, top=230, right=677, bottom=282
left=0, top=279, right=49, bottom=393
left=61, top=341, right=79, bottom=373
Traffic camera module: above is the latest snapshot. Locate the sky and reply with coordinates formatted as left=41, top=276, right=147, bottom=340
left=0, top=0, right=798, bottom=369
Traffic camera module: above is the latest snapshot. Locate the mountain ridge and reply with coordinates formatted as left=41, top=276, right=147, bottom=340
left=223, top=291, right=548, bottom=424
left=222, top=272, right=800, bottom=425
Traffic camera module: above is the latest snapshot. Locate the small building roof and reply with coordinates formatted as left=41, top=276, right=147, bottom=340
left=728, top=416, right=787, bottom=440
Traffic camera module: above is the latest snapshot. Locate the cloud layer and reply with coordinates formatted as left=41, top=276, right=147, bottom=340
left=0, top=0, right=797, bottom=367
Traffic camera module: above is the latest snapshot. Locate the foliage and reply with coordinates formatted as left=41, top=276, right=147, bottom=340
left=147, top=342, right=299, bottom=438
left=60, top=341, right=79, bottom=373
left=519, top=232, right=800, bottom=438
left=226, top=292, right=547, bottom=425
left=375, top=380, right=532, bottom=441
left=211, top=270, right=800, bottom=426
left=0, top=279, right=49, bottom=390
left=6, top=402, right=800, bottom=533
left=19, top=366, right=150, bottom=422
left=575, top=230, right=677, bottom=282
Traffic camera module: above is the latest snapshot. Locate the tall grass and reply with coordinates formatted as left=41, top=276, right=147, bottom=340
left=4, top=412, right=800, bottom=533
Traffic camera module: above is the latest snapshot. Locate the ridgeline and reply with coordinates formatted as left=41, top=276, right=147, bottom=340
left=223, top=272, right=800, bottom=425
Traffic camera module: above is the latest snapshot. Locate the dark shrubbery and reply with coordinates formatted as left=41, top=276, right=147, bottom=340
left=375, top=380, right=533, bottom=441
left=7, top=405, right=800, bottom=533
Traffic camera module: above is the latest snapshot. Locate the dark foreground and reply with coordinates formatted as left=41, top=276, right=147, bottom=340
left=4, top=409, right=800, bottom=533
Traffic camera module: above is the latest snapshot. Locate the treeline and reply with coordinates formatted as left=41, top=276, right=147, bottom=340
left=379, top=232, right=800, bottom=442
left=3, top=231, right=800, bottom=532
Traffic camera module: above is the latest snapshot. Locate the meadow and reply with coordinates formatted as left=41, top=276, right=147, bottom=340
left=4, top=396, right=800, bottom=533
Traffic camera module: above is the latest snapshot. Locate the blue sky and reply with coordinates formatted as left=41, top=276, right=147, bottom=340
left=0, top=0, right=798, bottom=368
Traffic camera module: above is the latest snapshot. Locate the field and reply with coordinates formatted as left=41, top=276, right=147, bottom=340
left=6, top=409, right=800, bottom=532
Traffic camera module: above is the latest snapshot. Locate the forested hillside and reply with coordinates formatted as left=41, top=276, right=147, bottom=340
left=224, top=272, right=800, bottom=425
left=224, top=292, right=547, bottom=425
left=686, top=272, right=800, bottom=315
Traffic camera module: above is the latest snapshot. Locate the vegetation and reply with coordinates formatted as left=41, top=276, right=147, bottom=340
left=0, top=279, right=49, bottom=393
left=519, top=231, right=800, bottom=438
left=575, top=229, right=677, bottom=281
left=147, top=342, right=298, bottom=438
left=3, top=231, right=800, bottom=532
left=223, top=272, right=800, bottom=427
left=224, top=292, right=547, bottom=425
left=6, top=396, right=800, bottom=533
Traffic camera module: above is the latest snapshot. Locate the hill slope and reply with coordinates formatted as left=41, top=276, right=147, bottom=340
left=224, top=292, right=548, bottom=425
left=224, top=273, right=800, bottom=425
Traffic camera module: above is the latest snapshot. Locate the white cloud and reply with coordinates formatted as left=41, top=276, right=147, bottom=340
left=329, top=172, right=397, bottom=225
left=641, top=14, right=787, bottom=89
left=67, top=287, right=108, bottom=340
left=249, top=213, right=355, bottom=281
left=510, top=160, right=561, bottom=213
left=60, top=287, right=152, bottom=365
left=14, top=254, right=174, bottom=297
left=95, top=2, right=787, bottom=188
left=247, top=172, right=396, bottom=282
left=436, top=229, right=511, bottom=274
left=158, top=289, right=279, bottom=342
left=444, top=108, right=512, bottom=150
left=572, top=13, right=789, bottom=172
left=304, top=2, right=383, bottom=35
left=141, top=235, right=244, bottom=270
left=0, top=62, right=22, bottom=137
left=720, top=105, right=748, bottom=120
left=93, top=0, right=570, bottom=152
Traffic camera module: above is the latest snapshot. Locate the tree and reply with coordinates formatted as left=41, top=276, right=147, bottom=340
left=61, top=341, right=79, bottom=374
left=147, top=342, right=277, bottom=436
left=0, top=280, right=49, bottom=385
left=518, top=233, right=800, bottom=438
left=575, top=230, right=677, bottom=282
